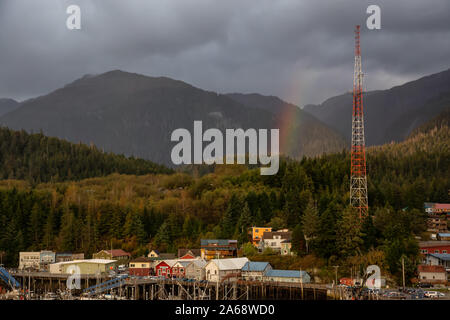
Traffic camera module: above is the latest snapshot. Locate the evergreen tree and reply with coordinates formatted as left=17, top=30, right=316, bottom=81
left=237, top=203, right=252, bottom=244
left=336, top=206, right=364, bottom=258
left=301, top=198, right=320, bottom=252
left=221, top=194, right=241, bottom=238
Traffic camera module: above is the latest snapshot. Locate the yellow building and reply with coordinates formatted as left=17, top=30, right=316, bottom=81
left=250, top=227, right=272, bottom=246
left=49, top=259, right=116, bottom=275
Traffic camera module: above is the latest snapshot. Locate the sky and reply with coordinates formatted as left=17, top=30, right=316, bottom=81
left=0, top=0, right=449, bottom=106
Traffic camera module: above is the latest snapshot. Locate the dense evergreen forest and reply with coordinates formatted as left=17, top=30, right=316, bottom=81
left=0, top=127, right=172, bottom=183
left=0, top=115, right=448, bottom=284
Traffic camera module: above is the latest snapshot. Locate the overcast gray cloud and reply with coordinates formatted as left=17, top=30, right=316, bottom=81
left=0, top=0, right=449, bottom=106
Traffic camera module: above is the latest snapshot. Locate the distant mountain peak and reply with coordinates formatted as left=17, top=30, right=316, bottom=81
left=303, top=68, right=450, bottom=145
left=0, top=71, right=346, bottom=165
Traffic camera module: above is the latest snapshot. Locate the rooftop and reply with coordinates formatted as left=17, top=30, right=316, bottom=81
left=261, top=231, right=292, bottom=241
left=201, top=239, right=238, bottom=246
left=419, top=241, right=450, bottom=247
left=265, top=269, right=309, bottom=278
left=418, top=265, right=446, bottom=273
left=104, top=249, right=131, bottom=257
left=51, top=259, right=116, bottom=266
left=208, top=258, right=249, bottom=271
left=189, top=260, right=207, bottom=268
left=428, top=253, right=450, bottom=261
left=174, top=261, right=192, bottom=267
left=178, top=249, right=201, bottom=258
left=438, top=233, right=450, bottom=237
left=241, top=261, right=271, bottom=272
left=130, top=257, right=152, bottom=263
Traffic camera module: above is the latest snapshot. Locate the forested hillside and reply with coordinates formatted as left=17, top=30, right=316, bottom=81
left=0, top=127, right=172, bottom=183
left=0, top=118, right=447, bottom=284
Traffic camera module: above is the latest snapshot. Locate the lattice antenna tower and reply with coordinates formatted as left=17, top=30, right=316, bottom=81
left=350, top=25, right=369, bottom=218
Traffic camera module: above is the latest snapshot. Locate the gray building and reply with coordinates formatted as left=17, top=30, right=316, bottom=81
left=185, top=259, right=207, bottom=280
left=241, top=262, right=272, bottom=281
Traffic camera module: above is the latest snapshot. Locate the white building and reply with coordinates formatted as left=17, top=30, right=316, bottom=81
left=19, top=252, right=41, bottom=270
left=260, top=230, right=292, bottom=254
left=49, top=259, right=116, bottom=275
left=205, top=258, right=249, bottom=282
left=418, top=265, right=447, bottom=283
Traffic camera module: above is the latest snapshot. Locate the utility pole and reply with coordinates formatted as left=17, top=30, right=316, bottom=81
left=333, top=266, right=339, bottom=287
left=401, top=256, right=406, bottom=290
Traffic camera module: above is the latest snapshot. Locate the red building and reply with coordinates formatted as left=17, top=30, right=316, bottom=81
left=419, top=241, right=450, bottom=255
left=178, top=249, right=201, bottom=260
left=155, top=260, right=178, bottom=278
left=129, top=257, right=152, bottom=276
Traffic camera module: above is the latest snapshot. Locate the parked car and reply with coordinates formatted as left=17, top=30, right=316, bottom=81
left=425, top=291, right=445, bottom=298
left=382, top=291, right=407, bottom=300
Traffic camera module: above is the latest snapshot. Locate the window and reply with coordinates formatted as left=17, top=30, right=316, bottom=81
left=130, top=264, right=135, bottom=267
left=141, top=264, right=146, bottom=267
left=443, top=250, right=447, bottom=254
left=435, top=250, right=439, bottom=253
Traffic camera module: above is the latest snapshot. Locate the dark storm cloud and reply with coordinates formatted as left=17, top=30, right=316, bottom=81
left=0, top=0, right=449, bottom=106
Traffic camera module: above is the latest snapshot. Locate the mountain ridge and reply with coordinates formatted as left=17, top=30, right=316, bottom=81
left=0, top=70, right=345, bottom=166
left=303, top=68, right=450, bottom=145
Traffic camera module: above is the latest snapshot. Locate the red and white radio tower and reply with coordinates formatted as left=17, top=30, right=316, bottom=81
left=350, top=25, right=368, bottom=218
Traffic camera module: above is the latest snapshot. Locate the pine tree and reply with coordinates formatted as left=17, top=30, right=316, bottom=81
left=301, top=198, right=320, bottom=252
left=237, top=203, right=252, bottom=244
left=336, top=206, right=364, bottom=258
left=221, top=194, right=241, bottom=238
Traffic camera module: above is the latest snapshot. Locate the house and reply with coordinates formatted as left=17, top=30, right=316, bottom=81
left=204, top=257, right=249, bottom=282
left=424, top=253, right=450, bottom=272
left=185, top=260, right=207, bottom=280
left=147, top=252, right=176, bottom=270
left=419, top=241, right=450, bottom=255
left=155, top=259, right=179, bottom=278
left=249, top=227, right=272, bottom=246
left=178, top=249, right=201, bottom=259
left=417, top=265, right=447, bottom=284
left=147, top=250, right=176, bottom=260
left=129, top=257, right=153, bottom=276
left=200, top=239, right=238, bottom=260
left=49, top=259, right=116, bottom=275
left=263, top=270, right=311, bottom=284
left=260, top=230, right=293, bottom=255
left=55, top=252, right=85, bottom=263
left=241, top=262, right=272, bottom=281
left=148, top=250, right=160, bottom=258
left=19, top=252, right=41, bottom=270
left=172, top=261, right=191, bottom=278
left=427, top=215, right=448, bottom=233
left=201, top=239, right=238, bottom=260
left=93, top=249, right=131, bottom=264
left=424, top=203, right=449, bottom=233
